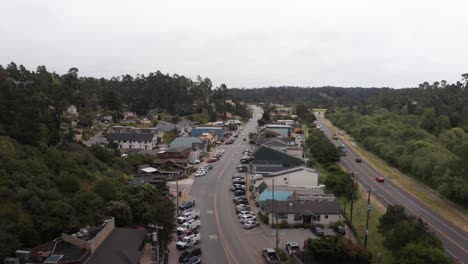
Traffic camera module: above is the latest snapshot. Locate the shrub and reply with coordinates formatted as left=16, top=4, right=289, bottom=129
left=279, top=219, right=289, bottom=229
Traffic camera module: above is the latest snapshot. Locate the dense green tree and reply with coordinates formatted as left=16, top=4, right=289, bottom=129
left=104, top=200, right=133, bottom=226
left=397, top=243, right=452, bottom=264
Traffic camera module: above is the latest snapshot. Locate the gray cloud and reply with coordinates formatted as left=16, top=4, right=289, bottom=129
left=1, top=0, right=467, bottom=88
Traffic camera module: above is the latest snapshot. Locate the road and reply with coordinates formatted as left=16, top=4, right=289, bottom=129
left=315, top=114, right=468, bottom=263
left=190, top=106, right=269, bottom=263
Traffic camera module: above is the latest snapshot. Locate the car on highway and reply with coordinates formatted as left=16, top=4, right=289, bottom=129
left=355, top=157, right=362, bottom=162
left=285, top=241, right=301, bottom=255
left=179, top=247, right=202, bottom=263
left=240, top=215, right=256, bottom=223
left=234, top=189, right=246, bottom=196
left=179, top=200, right=195, bottom=211
left=376, top=176, right=385, bottom=183
left=243, top=220, right=259, bottom=229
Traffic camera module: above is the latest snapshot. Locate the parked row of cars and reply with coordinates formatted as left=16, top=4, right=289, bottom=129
left=231, top=174, right=259, bottom=229
left=176, top=200, right=202, bottom=263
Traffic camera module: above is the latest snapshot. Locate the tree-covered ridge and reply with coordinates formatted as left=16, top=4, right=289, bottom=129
left=0, top=63, right=251, bottom=147
left=0, top=137, right=175, bottom=259
left=326, top=107, right=468, bottom=206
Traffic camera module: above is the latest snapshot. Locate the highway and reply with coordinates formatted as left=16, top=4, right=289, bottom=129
left=190, top=106, right=269, bottom=264
left=315, top=114, right=468, bottom=263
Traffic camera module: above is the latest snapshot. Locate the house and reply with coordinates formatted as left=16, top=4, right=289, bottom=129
left=276, top=119, right=295, bottom=126
left=123, top=111, right=137, bottom=120
left=156, top=121, right=192, bottom=139
left=99, top=115, right=113, bottom=124
left=262, top=198, right=341, bottom=226
left=107, top=132, right=157, bottom=150
left=252, top=145, right=303, bottom=173
left=190, top=126, right=225, bottom=140
left=152, top=159, right=188, bottom=179
left=9, top=218, right=146, bottom=264
left=157, top=147, right=191, bottom=160
left=260, top=166, right=319, bottom=188
left=170, top=137, right=206, bottom=161
left=198, top=133, right=216, bottom=145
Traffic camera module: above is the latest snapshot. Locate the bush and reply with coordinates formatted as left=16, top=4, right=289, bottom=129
left=279, top=219, right=289, bottom=229
left=276, top=248, right=288, bottom=261
left=258, top=211, right=269, bottom=224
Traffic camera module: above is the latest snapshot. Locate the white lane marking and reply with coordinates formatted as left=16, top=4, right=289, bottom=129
left=207, top=210, right=214, bottom=214
left=209, top=234, right=218, bottom=240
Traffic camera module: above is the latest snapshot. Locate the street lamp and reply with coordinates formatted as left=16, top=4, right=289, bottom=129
left=150, top=224, right=164, bottom=264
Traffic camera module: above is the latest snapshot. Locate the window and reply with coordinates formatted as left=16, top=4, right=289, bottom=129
left=324, top=215, right=328, bottom=219
left=278, top=213, right=286, bottom=219
left=294, top=214, right=302, bottom=221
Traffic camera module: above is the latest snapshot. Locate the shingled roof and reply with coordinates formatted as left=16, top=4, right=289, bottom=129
left=263, top=199, right=340, bottom=215
left=107, top=133, right=154, bottom=142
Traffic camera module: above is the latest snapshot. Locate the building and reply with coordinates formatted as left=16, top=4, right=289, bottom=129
left=265, top=124, right=292, bottom=137
left=262, top=198, right=341, bottom=226
left=157, top=147, right=191, bottom=160
left=9, top=218, right=146, bottom=264
left=190, top=126, right=225, bottom=140
left=252, top=145, right=303, bottom=174
left=260, top=166, right=319, bottom=188
left=107, top=132, right=157, bottom=150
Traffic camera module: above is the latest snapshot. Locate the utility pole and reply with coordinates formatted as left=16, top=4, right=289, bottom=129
left=364, top=187, right=372, bottom=248
left=150, top=224, right=164, bottom=264
left=273, top=178, right=279, bottom=250
left=350, top=171, right=355, bottom=224
left=176, top=175, right=179, bottom=216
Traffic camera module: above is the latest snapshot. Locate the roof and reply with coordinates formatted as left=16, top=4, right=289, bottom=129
left=263, top=199, right=341, bottom=215
left=259, top=190, right=293, bottom=202
left=131, top=174, right=166, bottom=187
left=153, top=159, right=188, bottom=164
left=258, top=137, right=291, bottom=147
left=257, top=181, right=268, bottom=194
left=170, top=137, right=203, bottom=149
left=155, top=122, right=179, bottom=132
left=253, top=145, right=302, bottom=167
left=190, top=127, right=225, bottom=138
left=107, top=133, right=154, bottom=142
left=86, top=228, right=146, bottom=264
left=141, top=167, right=157, bottom=173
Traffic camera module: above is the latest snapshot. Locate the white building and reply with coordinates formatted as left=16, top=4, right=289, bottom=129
left=260, top=166, right=319, bottom=188
left=107, top=133, right=157, bottom=150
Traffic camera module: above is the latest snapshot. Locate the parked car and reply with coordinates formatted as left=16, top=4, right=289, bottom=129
left=285, top=242, right=301, bottom=255
left=262, top=248, right=280, bottom=264
left=233, top=196, right=248, bottom=205
left=179, top=200, right=195, bottom=211
left=334, top=225, right=346, bottom=235
left=177, top=229, right=199, bottom=241
left=230, top=184, right=245, bottom=192
left=177, top=209, right=200, bottom=223
left=234, top=189, right=246, bottom=196
left=236, top=165, right=247, bottom=172
left=203, top=165, right=213, bottom=170
left=310, top=225, right=325, bottom=237
left=182, top=256, right=201, bottom=264
left=179, top=247, right=202, bottom=263
left=235, top=204, right=251, bottom=213
left=194, top=171, right=205, bottom=177
left=207, top=157, right=218, bottom=163
left=232, top=178, right=246, bottom=185
left=243, top=220, right=259, bottom=229
left=240, top=215, right=256, bottom=223
left=177, top=219, right=201, bottom=234
left=238, top=211, right=254, bottom=218
left=189, top=159, right=200, bottom=164
left=176, top=233, right=201, bottom=249
left=376, top=176, right=385, bottom=183
left=240, top=158, right=250, bottom=164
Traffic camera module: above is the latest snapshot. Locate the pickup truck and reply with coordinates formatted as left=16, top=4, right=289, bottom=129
left=176, top=219, right=201, bottom=234
left=177, top=209, right=200, bottom=223
left=262, top=248, right=280, bottom=264
left=176, top=233, right=201, bottom=249
left=285, top=241, right=301, bottom=255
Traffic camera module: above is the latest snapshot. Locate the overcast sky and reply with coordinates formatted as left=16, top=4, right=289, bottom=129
left=1, top=0, right=467, bottom=88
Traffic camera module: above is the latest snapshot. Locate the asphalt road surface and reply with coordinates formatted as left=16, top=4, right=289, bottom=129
left=190, top=106, right=269, bottom=264
left=315, top=114, right=468, bottom=263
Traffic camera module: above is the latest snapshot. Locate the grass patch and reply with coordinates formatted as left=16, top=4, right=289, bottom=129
left=312, top=108, right=327, bottom=113
left=321, top=116, right=468, bottom=233
left=339, top=188, right=394, bottom=264
left=191, top=113, right=209, bottom=124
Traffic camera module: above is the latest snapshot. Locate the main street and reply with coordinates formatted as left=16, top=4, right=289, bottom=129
left=315, top=114, right=468, bottom=263
left=189, top=106, right=270, bottom=263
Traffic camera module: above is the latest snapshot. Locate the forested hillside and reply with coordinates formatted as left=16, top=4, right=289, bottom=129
left=0, top=63, right=250, bottom=259
left=230, top=75, right=468, bottom=206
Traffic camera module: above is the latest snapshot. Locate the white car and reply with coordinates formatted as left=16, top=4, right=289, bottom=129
left=243, top=220, right=259, bottom=229
left=240, top=215, right=256, bottom=223
left=189, top=159, right=201, bottom=164
left=194, top=171, right=206, bottom=177
left=238, top=211, right=254, bottom=218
